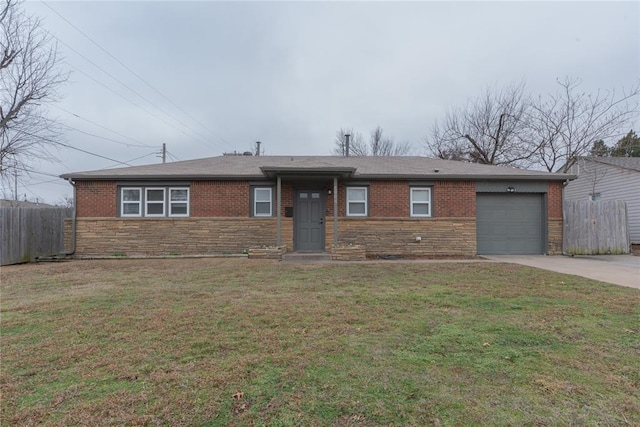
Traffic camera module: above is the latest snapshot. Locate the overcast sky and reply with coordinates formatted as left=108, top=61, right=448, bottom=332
left=8, top=0, right=640, bottom=203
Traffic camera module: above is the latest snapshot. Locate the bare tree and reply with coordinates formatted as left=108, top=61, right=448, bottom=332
left=426, top=82, right=536, bottom=168
left=426, top=78, right=639, bottom=172
left=56, top=194, right=73, bottom=207
left=333, top=126, right=412, bottom=156
left=532, top=77, right=639, bottom=172
left=368, top=126, right=411, bottom=156
left=1, top=0, right=67, bottom=178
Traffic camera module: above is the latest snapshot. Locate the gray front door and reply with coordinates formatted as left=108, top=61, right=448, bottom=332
left=295, top=190, right=325, bottom=251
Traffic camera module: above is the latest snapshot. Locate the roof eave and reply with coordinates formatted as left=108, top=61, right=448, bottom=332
left=61, top=173, right=577, bottom=181
left=355, top=173, right=577, bottom=181
left=59, top=174, right=268, bottom=181
left=259, top=166, right=357, bottom=179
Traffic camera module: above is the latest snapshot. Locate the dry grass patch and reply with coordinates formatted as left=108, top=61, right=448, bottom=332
left=1, top=259, right=639, bottom=425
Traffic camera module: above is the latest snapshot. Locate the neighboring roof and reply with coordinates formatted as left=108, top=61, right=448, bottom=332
left=579, top=156, right=640, bottom=172
left=60, top=156, right=574, bottom=181
left=0, top=199, right=57, bottom=208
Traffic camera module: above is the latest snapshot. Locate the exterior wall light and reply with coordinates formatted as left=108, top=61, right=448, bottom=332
left=507, top=186, right=516, bottom=193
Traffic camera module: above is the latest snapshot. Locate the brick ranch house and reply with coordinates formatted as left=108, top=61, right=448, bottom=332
left=60, top=156, right=574, bottom=258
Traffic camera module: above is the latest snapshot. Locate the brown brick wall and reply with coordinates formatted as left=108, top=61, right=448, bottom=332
left=434, top=181, right=476, bottom=217
left=369, top=181, right=410, bottom=217
left=64, top=220, right=72, bottom=252
left=69, top=179, right=558, bottom=257
left=547, top=218, right=563, bottom=255
left=68, top=217, right=475, bottom=257
left=279, top=183, right=295, bottom=217
left=69, top=218, right=292, bottom=256
left=75, top=179, right=478, bottom=220
left=547, top=182, right=564, bottom=254
left=76, top=181, right=117, bottom=217
left=326, top=218, right=476, bottom=257
left=191, top=181, right=250, bottom=217
left=547, top=181, right=563, bottom=219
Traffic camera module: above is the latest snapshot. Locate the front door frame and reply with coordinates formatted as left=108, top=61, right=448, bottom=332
left=293, top=188, right=326, bottom=252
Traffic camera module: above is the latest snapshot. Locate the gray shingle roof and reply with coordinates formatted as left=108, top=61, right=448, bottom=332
left=581, top=156, right=640, bottom=172
left=60, top=156, right=573, bottom=181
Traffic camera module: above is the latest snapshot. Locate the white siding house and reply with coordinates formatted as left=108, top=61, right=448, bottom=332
left=564, top=157, right=640, bottom=244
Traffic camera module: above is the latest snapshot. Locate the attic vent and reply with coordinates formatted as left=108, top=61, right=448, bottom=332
left=223, top=151, right=254, bottom=156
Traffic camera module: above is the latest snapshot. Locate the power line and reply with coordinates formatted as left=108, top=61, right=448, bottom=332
left=53, top=104, right=153, bottom=147
left=57, top=48, right=210, bottom=147
left=62, top=62, right=186, bottom=135
left=102, top=151, right=160, bottom=169
left=62, top=60, right=221, bottom=152
left=22, top=185, right=45, bottom=202
left=62, top=124, right=153, bottom=149
left=42, top=11, right=230, bottom=153
left=124, top=152, right=160, bottom=163
left=166, top=151, right=181, bottom=162
left=58, top=142, right=133, bottom=166
left=17, top=129, right=134, bottom=166
left=41, top=0, right=235, bottom=152
left=16, top=167, right=60, bottom=178
left=22, top=178, right=69, bottom=187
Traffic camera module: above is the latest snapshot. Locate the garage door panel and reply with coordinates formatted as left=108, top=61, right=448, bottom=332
left=477, top=194, right=544, bottom=255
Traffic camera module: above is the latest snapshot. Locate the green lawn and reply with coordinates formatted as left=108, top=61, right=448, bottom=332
left=1, top=258, right=638, bottom=426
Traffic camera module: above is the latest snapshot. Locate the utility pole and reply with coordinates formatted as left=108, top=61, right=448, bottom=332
left=162, top=143, right=166, bottom=163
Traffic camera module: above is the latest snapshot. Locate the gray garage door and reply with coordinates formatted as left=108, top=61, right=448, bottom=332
left=476, top=193, right=545, bottom=255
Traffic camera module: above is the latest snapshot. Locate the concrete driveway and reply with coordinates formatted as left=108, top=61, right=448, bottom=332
left=484, top=255, right=640, bottom=289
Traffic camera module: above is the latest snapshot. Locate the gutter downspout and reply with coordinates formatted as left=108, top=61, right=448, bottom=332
left=276, top=176, right=282, bottom=247
left=333, top=177, right=338, bottom=246
left=62, top=178, right=76, bottom=256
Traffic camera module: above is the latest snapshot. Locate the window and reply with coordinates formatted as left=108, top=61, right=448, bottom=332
left=145, top=188, right=166, bottom=216
left=170, top=188, right=189, bottom=216
left=121, top=188, right=142, bottom=217
left=410, top=187, right=431, bottom=217
left=346, top=187, right=367, bottom=216
left=120, top=186, right=189, bottom=217
left=254, top=187, right=272, bottom=216
left=590, top=193, right=601, bottom=201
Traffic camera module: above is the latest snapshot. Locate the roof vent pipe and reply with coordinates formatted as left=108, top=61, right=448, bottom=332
left=256, top=141, right=261, bottom=156
left=345, top=134, right=350, bottom=157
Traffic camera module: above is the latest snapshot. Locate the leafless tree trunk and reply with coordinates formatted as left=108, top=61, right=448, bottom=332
left=425, top=82, right=536, bottom=168
left=426, top=78, right=639, bottom=171
left=369, top=126, right=411, bottom=156
left=531, top=77, right=639, bottom=172
left=1, top=0, right=67, bottom=178
left=333, top=126, right=411, bottom=156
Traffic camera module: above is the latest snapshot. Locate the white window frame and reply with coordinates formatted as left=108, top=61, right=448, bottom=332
left=346, top=187, right=368, bottom=217
left=254, top=187, right=273, bottom=217
left=410, top=187, right=432, bottom=217
left=121, top=187, right=142, bottom=217
left=145, top=187, right=166, bottom=217
left=169, top=187, right=190, bottom=217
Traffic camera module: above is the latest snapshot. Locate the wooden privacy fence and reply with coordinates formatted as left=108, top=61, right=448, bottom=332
left=1, top=207, right=73, bottom=265
left=563, top=200, right=630, bottom=255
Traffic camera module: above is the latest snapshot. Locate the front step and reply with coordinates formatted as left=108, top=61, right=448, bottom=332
left=281, top=252, right=332, bottom=263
